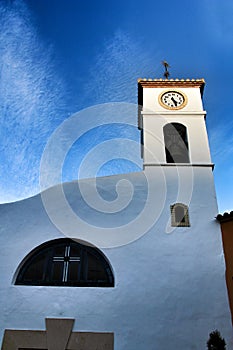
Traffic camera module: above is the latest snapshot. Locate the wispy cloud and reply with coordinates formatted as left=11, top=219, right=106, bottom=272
left=82, top=30, right=161, bottom=106
left=202, top=0, right=233, bottom=46
left=209, top=121, right=233, bottom=164
left=60, top=30, right=161, bottom=182
left=209, top=120, right=233, bottom=212
left=0, top=4, right=162, bottom=203
left=0, top=0, right=68, bottom=201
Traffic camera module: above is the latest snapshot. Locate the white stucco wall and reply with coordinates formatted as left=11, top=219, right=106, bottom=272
left=0, top=168, right=232, bottom=350
left=1, top=81, right=231, bottom=349
left=142, top=87, right=204, bottom=113
left=142, top=114, right=212, bottom=165
left=140, top=84, right=211, bottom=166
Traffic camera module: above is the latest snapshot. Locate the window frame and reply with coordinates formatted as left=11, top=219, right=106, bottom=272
left=170, top=203, right=190, bottom=227
left=163, top=123, right=190, bottom=163
left=14, top=238, right=114, bottom=287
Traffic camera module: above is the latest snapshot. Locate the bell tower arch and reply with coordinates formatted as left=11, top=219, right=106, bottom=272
left=138, top=78, right=213, bottom=169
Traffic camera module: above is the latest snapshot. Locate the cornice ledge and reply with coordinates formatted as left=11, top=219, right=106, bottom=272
left=144, top=163, right=214, bottom=169
left=138, top=78, right=205, bottom=89
left=141, top=111, right=207, bottom=115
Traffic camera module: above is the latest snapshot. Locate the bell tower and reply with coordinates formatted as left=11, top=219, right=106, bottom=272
left=136, top=78, right=233, bottom=346
left=138, top=78, right=213, bottom=169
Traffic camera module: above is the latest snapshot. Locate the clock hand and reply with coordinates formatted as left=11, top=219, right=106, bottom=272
left=171, top=97, right=178, bottom=106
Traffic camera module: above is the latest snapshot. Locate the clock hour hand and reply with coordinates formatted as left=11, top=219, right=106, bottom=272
left=171, top=97, right=178, bottom=106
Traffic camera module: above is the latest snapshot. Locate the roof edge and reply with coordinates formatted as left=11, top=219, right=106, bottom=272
left=137, top=78, right=205, bottom=97
left=216, top=211, right=233, bottom=223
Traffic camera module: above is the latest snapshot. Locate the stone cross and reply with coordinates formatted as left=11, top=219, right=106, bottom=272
left=1, top=318, right=114, bottom=350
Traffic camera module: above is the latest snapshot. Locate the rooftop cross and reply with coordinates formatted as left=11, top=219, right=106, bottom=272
left=162, top=60, right=170, bottom=79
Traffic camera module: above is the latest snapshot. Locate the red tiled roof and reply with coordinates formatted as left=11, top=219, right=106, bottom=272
left=216, top=211, right=233, bottom=223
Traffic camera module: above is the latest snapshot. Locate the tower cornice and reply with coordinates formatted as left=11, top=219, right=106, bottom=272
left=141, top=111, right=207, bottom=116
left=138, top=78, right=205, bottom=95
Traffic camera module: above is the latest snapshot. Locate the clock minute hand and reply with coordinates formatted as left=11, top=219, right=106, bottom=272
left=171, top=97, right=177, bottom=106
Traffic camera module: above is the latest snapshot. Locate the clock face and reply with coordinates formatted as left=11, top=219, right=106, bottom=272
left=159, top=90, right=187, bottom=110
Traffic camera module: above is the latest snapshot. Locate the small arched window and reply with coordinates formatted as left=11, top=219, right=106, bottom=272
left=15, top=239, right=114, bottom=287
left=170, top=203, right=190, bottom=227
left=163, top=123, right=190, bottom=163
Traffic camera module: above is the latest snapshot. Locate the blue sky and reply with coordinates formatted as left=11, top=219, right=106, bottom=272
left=0, top=0, right=232, bottom=213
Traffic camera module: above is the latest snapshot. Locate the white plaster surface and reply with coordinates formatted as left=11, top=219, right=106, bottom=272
left=140, top=84, right=211, bottom=167
left=1, top=82, right=232, bottom=350
left=142, top=114, right=212, bottom=165
left=143, top=87, right=204, bottom=113
left=0, top=167, right=232, bottom=350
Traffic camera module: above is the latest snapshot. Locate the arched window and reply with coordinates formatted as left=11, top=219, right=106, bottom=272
left=15, top=239, right=114, bottom=287
left=170, top=203, right=190, bottom=227
left=163, top=123, right=189, bottom=163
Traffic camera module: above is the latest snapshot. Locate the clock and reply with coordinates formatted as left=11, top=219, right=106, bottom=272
left=159, top=90, right=187, bottom=110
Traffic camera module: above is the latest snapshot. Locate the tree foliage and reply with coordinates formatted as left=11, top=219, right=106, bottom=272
left=207, top=330, right=226, bottom=350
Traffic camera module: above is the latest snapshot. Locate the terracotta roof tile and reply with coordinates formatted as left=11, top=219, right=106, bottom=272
left=216, top=211, right=233, bottom=223
left=137, top=78, right=205, bottom=96
left=137, top=78, right=205, bottom=83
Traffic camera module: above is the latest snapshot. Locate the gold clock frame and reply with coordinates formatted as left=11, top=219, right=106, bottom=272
left=158, top=89, right=188, bottom=110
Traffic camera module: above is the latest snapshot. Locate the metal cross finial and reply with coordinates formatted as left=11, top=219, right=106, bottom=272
left=162, top=60, right=170, bottom=79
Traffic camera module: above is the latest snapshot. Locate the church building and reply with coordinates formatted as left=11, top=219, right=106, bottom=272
left=0, top=78, right=232, bottom=350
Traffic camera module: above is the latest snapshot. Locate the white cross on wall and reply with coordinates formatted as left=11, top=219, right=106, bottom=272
left=53, top=245, right=80, bottom=282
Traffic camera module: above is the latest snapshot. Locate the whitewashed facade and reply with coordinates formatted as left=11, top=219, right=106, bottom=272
left=0, top=79, right=232, bottom=350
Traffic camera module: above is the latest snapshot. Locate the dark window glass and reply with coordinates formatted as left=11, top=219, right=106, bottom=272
left=53, top=245, right=65, bottom=257
left=51, top=261, right=63, bottom=283
left=171, top=203, right=190, bottom=227
left=175, top=205, right=185, bottom=223
left=87, top=252, right=108, bottom=282
left=68, top=261, right=80, bottom=282
left=164, top=123, right=190, bottom=163
left=21, top=251, right=47, bottom=282
left=15, top=239, right=114, bottom=287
